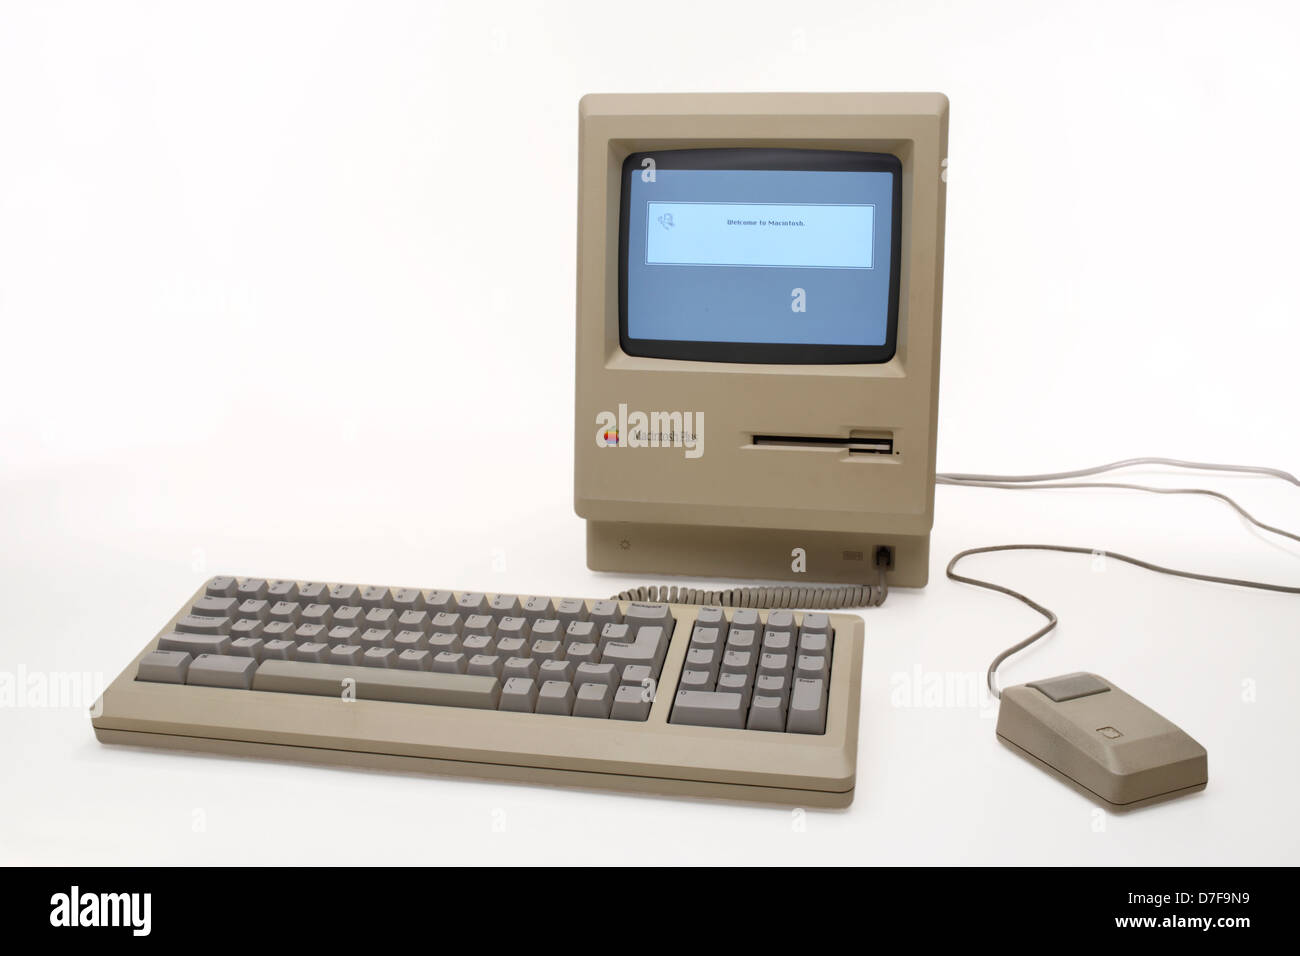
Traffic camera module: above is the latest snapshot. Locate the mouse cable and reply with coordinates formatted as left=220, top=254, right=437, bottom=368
left=616, top=457, right=1297, bottom=635
left=937, top=457, right=1300, bottom=698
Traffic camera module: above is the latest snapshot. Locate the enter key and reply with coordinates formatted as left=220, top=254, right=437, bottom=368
left=600, top=625, right=669, bottom=674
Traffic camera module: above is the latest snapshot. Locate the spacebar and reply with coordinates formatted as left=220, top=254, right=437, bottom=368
left=252, top=660, right=501, bottom=709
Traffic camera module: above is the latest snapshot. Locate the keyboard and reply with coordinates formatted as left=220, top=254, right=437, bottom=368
left=92, top=576, right=865, bottom=806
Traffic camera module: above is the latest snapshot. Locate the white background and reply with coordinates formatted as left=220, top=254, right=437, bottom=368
left=2, top=0, right=1297, bottom=865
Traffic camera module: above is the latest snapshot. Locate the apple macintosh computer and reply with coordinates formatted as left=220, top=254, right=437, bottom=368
left=92, top=93, right=1297, bottom=809
left=575, top=93, right=944, bottom=597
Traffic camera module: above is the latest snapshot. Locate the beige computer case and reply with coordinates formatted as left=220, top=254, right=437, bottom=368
left=574, top=93, right=948, bottom=587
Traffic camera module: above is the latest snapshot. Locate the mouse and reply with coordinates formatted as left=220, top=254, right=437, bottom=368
left=996, top=672, right=1207, bottom=808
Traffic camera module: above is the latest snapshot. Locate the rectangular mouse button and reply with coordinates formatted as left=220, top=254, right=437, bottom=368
left=1027, top=672, right=1110, bottom=702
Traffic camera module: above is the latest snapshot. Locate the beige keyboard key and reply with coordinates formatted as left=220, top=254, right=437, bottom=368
left=237, top=579, right=269, bottom=601
left=230, top=637, right=264, bottom=660
left=461, top=634, right=496, bottom=656
left=553, top=598, right=587, bottom=627
left=430, top=612, right=463, bottom=635
left=176, top=614, right=231, bottom=635
left=797, top=632, right=831, bottom=656
left=363, top=647, right=396, bottom=667
left=758, top=652, right=792, bottom=678
left=396, top=649, right=433, bottom=671
left=328, top=584, right=361, bottom=608
left=573, top=683, right=612, bottom=718
left=573, top=662, right=617, bottom=692
left=566, top=620, right=597, bottom=643
left=295, top=582, right=327, bottom=603
left=136, top=650, right=191, bottom=684
left=539, top=659, right=574, bottom=683
left=795, top=654, right=829, bottom=682
left=587, top=600, right=621, bottom=630
left=467, top=654, right=503, bottom=678
left=253, top=659, right=500, bottom=708
left=329, top=644, right=362, bottom=665
left=717, top=671, right=752, bottom=708
left=766, top=610, right=795, bottom=632
left=611, top=684, right=652, bottom=721
left=391, top=588, right=426, bottom=613
left=230, top=619, right=265, bottom=641
left=237, top=599, right=270, bottom=622
left=428, top=632, right=462, bottom=654
left=327, top=625, right=361, bottom=646
left=695, top=606, right=729, bottom=639
left=762, top=631, right=793, bottom=654
left=267, top=602, right=301, bottom=626
left=489, top=594, right=522, bottom=616
left=530, top=619, right=563, bottom=643
left=496, top=637, right=527, bottom=659
left=601, top=625, right=667, bottom=672
left=531, top=639, right=563, bottom=664
left=365, top=607, right=397, bottom=632
left=566, top=641, right=599, bottom=665
left=689, top=626, right=722, bottom=651
left=747, top=695, right=786, bottom=731
left=397, top=610, right=432, bottom=635
left=786, top=678, right=828, bottom=734
left=393, top=630, right=428, bottom=652
left=503, top=657, right=538, bottom=681
left=725, top=628, right=757, bottom=652
left=188, top=654, right=257, bottom=690
left=299, top=603, right=332, bottom=628
left=333, top=605, right=367, bottom=630
left=292, top=641, right=330, bottom=663
left=262, top=638, right=294, bottom=660
left=678, top=669, right=713, bottom=691
left=192, top=596, right=238, bottom=618
left=500, top=677, right=538, bottom=712
left=624, top=602, right=673, bottom=633
left=619, top=663, right=653, bottom=687
left=537, top=680, right=575, bottom=715
left=798, top=613, right=831, bottom=639
left=755, top=673, right=789, bottom=704
left=204, top=576, right=238, bottom=598
left=423, top=590, right=454, bottom=613
left=521, top=596, right=554, bottom=621
left=266, top=580, right=299, bottom=602
left=670, top=690, right=745, bottom=729
left=463, top=614, right=497, bottom=639
left=158, top=632, right=230, bottom=656
left=685, top=647, right=719, bottom=681
left=432, top=652, right=467, bottom=674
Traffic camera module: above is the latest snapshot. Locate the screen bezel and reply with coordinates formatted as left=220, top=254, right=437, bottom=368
left=618, top=148, right=903, bottom=365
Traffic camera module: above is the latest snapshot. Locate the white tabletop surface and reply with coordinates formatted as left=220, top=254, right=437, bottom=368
left=2, top=0, right=1297, bottom=865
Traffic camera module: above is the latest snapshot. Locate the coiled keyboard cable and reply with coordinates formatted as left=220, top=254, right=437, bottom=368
left=614, top=566, right=888, bottom=609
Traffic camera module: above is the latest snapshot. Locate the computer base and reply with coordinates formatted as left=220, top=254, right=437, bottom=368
left=586, top=520, right=929, bottom=588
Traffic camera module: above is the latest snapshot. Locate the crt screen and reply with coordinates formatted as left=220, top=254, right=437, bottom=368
left=622, top=152, right=897, bottom=356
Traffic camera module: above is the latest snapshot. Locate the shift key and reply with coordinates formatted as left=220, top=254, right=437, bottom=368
left=158, top=632, right=231, bottom=656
